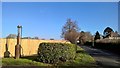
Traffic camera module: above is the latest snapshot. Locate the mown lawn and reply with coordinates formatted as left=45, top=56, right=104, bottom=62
left=2, top=46, right=96, bottom=67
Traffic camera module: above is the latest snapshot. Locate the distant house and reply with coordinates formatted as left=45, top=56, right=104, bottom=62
left=108, top=31, right=120, bottom=39
left=6, top=34, right=17, bottom=39
left=109, top=37, right=120, bottom=39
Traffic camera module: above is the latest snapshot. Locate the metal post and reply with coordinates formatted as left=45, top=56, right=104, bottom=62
left=75, top=35, right=80, bottom=53
left=92, top=36, right=94, bottom=47
left=15, top=25, right=22, bottom=59
left=75, top=39, right=77, bottom=52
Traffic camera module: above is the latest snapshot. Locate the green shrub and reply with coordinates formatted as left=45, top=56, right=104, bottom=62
left=37, top=43, right=76, bottom=64
left=94, top=42, right=120, bottom=54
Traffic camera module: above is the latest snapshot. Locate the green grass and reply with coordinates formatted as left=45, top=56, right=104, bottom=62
left=2, top=46, right=96, bottom=67
left=56, top=46, right=96, bottom=66
left=2, top=58, right=52, bottom=66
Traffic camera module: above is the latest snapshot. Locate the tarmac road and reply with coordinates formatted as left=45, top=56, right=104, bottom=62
left=80, top=46, right=120, bottom=68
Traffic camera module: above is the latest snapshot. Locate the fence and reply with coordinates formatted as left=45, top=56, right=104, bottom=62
left=0, top=38, right=70, bottom=58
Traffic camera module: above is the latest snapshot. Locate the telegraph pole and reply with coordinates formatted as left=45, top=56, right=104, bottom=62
left=15, top=25, right=22, bottom=59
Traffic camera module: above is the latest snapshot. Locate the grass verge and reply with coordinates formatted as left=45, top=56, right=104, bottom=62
left=56, top=46, right=96, bottom=66
left=2, top=58, right=51, bottom=66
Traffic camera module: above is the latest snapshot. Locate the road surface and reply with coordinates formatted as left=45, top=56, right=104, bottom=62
left=80, top=46, right=120, bottom=68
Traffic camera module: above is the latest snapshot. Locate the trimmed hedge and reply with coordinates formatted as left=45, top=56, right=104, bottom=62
left=94, top=42, right=120, bottom=54
left=37, top=43, right=76, bottom=64
left=84, top=41, right=120, bottom=54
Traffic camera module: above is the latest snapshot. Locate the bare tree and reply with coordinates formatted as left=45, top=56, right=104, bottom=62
left=84, top=32, right=93, bottom=42
left=78, top=31, right=92, bottom=44
left=61, top=19, right=80, bottom=44
left=78, top=31, right=85, bottom=44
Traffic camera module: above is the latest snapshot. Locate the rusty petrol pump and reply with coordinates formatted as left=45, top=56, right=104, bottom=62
left=15, top=25, right=22, bottom=59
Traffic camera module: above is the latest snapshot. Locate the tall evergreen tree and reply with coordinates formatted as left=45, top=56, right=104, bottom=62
left=94, top=31, right=100, bottom=40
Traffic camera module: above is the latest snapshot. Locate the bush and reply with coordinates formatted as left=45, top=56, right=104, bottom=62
left=37, top=43, right=76, bottom=64
left=84, top=41, right=92, bottom=46
left=84, top=39, right=120, bottom=55
left=94, top=42, right=120, bottom=53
